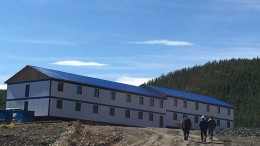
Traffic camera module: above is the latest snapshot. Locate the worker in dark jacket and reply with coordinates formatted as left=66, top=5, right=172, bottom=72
left=180, top=115, right=192, bottom=140
left=199, top=115, right=208, bottom=142
left=208, top=116, right=216, bottom=140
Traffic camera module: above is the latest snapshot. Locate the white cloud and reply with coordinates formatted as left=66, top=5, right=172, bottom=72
left=0, top=85, right=7, bottom=90
left=127, top=40, right=193, bottom=46
left=50, top=60, right=107, bottom=67
left=116, top=76, right=152, bottom=86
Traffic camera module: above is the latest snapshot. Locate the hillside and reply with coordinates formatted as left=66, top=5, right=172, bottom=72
left=0, top=90, right=6, bottom=109
left=0, top=122, right=259, bottom=146
left=147, top=58, right=260, bottom=127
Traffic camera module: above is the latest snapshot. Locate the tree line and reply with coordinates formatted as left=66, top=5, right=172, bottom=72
left=147, top=58, right=260, bottom=127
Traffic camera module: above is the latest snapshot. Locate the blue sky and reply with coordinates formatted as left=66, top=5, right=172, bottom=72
left=1, top=0, right=260, bottom=89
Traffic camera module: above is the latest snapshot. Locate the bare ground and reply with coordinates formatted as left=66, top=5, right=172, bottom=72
left=0, top=122, right=259, bottom=146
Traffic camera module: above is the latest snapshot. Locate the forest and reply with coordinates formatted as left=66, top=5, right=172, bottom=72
left=147, top=58, right=260, bottom=127
left=0, top=90, right=6, bottom=109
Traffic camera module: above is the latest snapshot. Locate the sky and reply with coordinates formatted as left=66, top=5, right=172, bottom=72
left=1, top=0, right=260, bottom=89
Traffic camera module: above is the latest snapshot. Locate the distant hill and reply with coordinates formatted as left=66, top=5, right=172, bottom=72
left=147, top=58, right=260, bottom=127
left=0, top=89, right=6, bottom=109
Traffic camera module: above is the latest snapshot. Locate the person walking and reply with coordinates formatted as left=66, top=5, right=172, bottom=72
left=208, top=116, right=216, bottom=140
left=180, top=115, right=192, bottom=140
left=199, top=115, right=208, bottom=142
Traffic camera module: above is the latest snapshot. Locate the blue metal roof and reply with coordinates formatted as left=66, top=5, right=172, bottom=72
left=29, top=66, right=165, bottom=99
left=146, top=85, right=234, bottom=108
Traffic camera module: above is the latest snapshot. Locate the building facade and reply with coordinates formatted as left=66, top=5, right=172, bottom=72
left=5, top=65, right=234, bottom=130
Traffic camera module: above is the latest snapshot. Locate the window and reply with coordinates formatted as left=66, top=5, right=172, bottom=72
left=227, top=121, right=230, bottom=128
left=138, top=112, right=143, bottom=119
left=217, top=120, right=220, bottom=126
left=150, top=98, right=154, bottom=106
left=76, top=86, right=82, bottom=95
left=75, top=102, right=81, bottom=111
left=149, top=113, right=153, bottom=121
left=126, top=94, right=131, bottom=102
left=195, top=102, right=199, bottom=110
left=174, top=99, right=178, bottom=106
left=125, top=110, right=130, bottom=118
left=94, top=89, right=99, bottom=97
left=109, top=107, right=115, bottom=116
left=194, top=116, right=199, bottom=123
left=173, top=113, right=177, bottom=120
left=207, top=105, right=210, bottom=112
left=159, top=100, right=164, bottom=108
left=183, top=101, right=187, bottom=108
left=139, top=97, right=144, bottom=105
left=25, top=84, right=30, bottom=97
left=218, top=107, right=221, bottom=114
left=228, top=109, right=230, bottom=115
left=58, top=82, right=64, bottom=92
left=56, top=100, right=63, bottom=109
left=93, top=105, right=98, bottom=114
left=111, top=91, right=116, bottom=100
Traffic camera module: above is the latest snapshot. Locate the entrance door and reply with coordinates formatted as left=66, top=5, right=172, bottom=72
left=159, top=116, right=164, bottom=127
left=24, top=101, right=28, bottom=111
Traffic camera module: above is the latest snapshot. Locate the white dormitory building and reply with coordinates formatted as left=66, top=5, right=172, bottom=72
left=5, top=65, right=234, bottom=130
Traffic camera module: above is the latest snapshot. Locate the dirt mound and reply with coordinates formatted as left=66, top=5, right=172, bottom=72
left=1, top=122, right=259, bottom=146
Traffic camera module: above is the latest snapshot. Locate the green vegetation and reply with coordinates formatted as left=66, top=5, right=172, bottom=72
left=147, top=58, right=260, bottom=127
left=0, top=90, right=6, bottom=109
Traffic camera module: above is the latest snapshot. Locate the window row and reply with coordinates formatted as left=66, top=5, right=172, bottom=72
left=57, top=82, right=164, bottom=108
left=56, top=99, right=159, bottom=121
left=173, top=98, right=231, bottom=115
left=172, top=113, right=231, bottom=128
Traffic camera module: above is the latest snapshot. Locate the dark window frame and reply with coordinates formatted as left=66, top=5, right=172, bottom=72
left=217, top=119, right=220, bottom=126
left=139, top=97, right=144, bottom=105
left=159, top=100, right=164, bottom=108
left=109, top=107, right=115, bottom=116
left=111, top=91, right=116, bottom=100
left=173, top=113, right=177, bottom=120
left=195, top=102, right=199, bottom=110
left=138, top=111, right=143, bottom=119
left=194, top=116, right=198, bottom=123
left=183, top=101, right=187, bottom=108
left=126, top=94, right=131, bottom=102
left=76, top=86, right=82, bottom=95
left=93, top=105, right=99, bottom=114
left=207, top=104, right=210, bottom=112
left=125, top=109, right=130, bottom=118
left=174, top=99, right=178, bottom=106
left=75, top=102, right=81, bottom=111
left=149, top=113, right=153, bottom=121
left=218, top=107, right=221, bottom=114
left=25, top=84, right=30, bottom=97
left=94, top=89, right=99, bottom=97
left=58, top=82, right=64, bottom=92
left=150, top=98, right=154, bottom=106
left=56, top=100, right=63, bottom=109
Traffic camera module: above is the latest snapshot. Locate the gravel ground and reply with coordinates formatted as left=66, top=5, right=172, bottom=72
left=0, top=122, right=259, bottom=146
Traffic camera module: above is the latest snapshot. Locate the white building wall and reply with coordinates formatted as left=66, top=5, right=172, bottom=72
left=50, top=81, right=166, bottom=127
left=165, top=97, right=234, bottom=130
left=7, top=81, right=50, bottom=99
left=6, top=81, right=50, bottom=116
left=6, top=99, right=49, bottom=116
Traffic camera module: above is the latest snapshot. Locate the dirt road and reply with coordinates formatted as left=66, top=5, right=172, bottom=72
left=0, top=122, right=259, bottom=146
